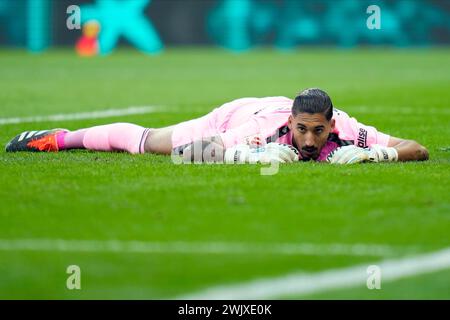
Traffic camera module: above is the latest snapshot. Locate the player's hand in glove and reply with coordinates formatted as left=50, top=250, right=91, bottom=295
left=365, top=144, right=398, bottom=162
left=327, top=144, right=398, bottom=164
left=224, top=142, right=299, bottom=164
left=326, top=145, right=369, bottom=164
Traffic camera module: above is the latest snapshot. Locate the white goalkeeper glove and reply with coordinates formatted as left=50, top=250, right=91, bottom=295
left=327, top=144, right=398, bottom=164
left=366, top=144, right=399, bottom=162
left=224, top=143, right=299, bottom=164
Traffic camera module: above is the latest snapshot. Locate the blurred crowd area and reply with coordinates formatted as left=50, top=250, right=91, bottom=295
left=1, top=0, right=449, bottom=53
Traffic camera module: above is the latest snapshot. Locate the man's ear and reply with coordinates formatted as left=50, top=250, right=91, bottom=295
left=330, top=118, right=335, bottom=131
left=288, top=114, right=293, bottom=130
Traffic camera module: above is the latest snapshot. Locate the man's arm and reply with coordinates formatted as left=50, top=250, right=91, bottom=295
left=181, top=136, right=225, bottom=163
left=331, top=111, right=429, bottom=163
left=327, top=136, right=429, bottom=164
left=181, top=136, right=299, bottom=164
left=387, top=136, right=429, bottom=161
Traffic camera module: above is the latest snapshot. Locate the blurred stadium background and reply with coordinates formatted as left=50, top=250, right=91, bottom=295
left=1, top=0, right=450, bottom=52
left=0, top=0, right=449, bottom=299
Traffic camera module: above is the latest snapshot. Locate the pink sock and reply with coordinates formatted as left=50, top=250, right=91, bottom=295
left=57, top=123, right=150, bottom=154
left=57, top=129, right=88, bottom=150
left=83, top=123, right=150, bottom=154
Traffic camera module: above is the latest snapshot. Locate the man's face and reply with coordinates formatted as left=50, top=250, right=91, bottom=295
left=288, top=112, right=335, bottom=160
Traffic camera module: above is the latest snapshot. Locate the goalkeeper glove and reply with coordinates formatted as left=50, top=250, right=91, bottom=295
left=224, top=143, right=299, bottom=164
left=366, top=144, right=398, bottom=162
left=327, top=144, right=398, bottom=164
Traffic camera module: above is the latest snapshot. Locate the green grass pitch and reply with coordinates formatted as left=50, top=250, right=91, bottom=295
left=0, top=48, right=449, bottom=299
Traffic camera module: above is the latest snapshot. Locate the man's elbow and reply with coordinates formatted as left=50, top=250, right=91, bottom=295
left=411, top=140, right=429, bottom=161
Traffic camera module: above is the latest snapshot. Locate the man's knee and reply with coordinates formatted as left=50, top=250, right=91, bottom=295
left=144, top=127, right=174, bottom=155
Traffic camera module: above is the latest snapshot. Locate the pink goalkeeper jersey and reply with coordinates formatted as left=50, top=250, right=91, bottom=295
left=171, top=96, right=391, bottom=161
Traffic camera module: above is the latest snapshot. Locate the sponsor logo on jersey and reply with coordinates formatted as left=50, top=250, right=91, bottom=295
left=357, top=128, right=368, bottom=147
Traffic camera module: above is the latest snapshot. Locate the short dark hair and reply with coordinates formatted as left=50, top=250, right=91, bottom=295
left=292, top=88, right=333, bottom=120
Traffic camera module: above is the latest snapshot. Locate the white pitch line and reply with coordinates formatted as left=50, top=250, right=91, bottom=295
left=0, top=239, right=415, bottom=257
left=0, top=106, right=161, bottom=125
left=179, top=247, right=450, bottom=300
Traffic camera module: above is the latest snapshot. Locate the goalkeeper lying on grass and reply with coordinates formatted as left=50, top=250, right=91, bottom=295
left=5, top=88, right=428, bottom=164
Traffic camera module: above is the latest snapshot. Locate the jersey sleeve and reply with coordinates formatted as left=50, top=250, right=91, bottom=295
left=333, top=109, right=390, bottom=147
left=219, top=114, right=287, bottom=149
